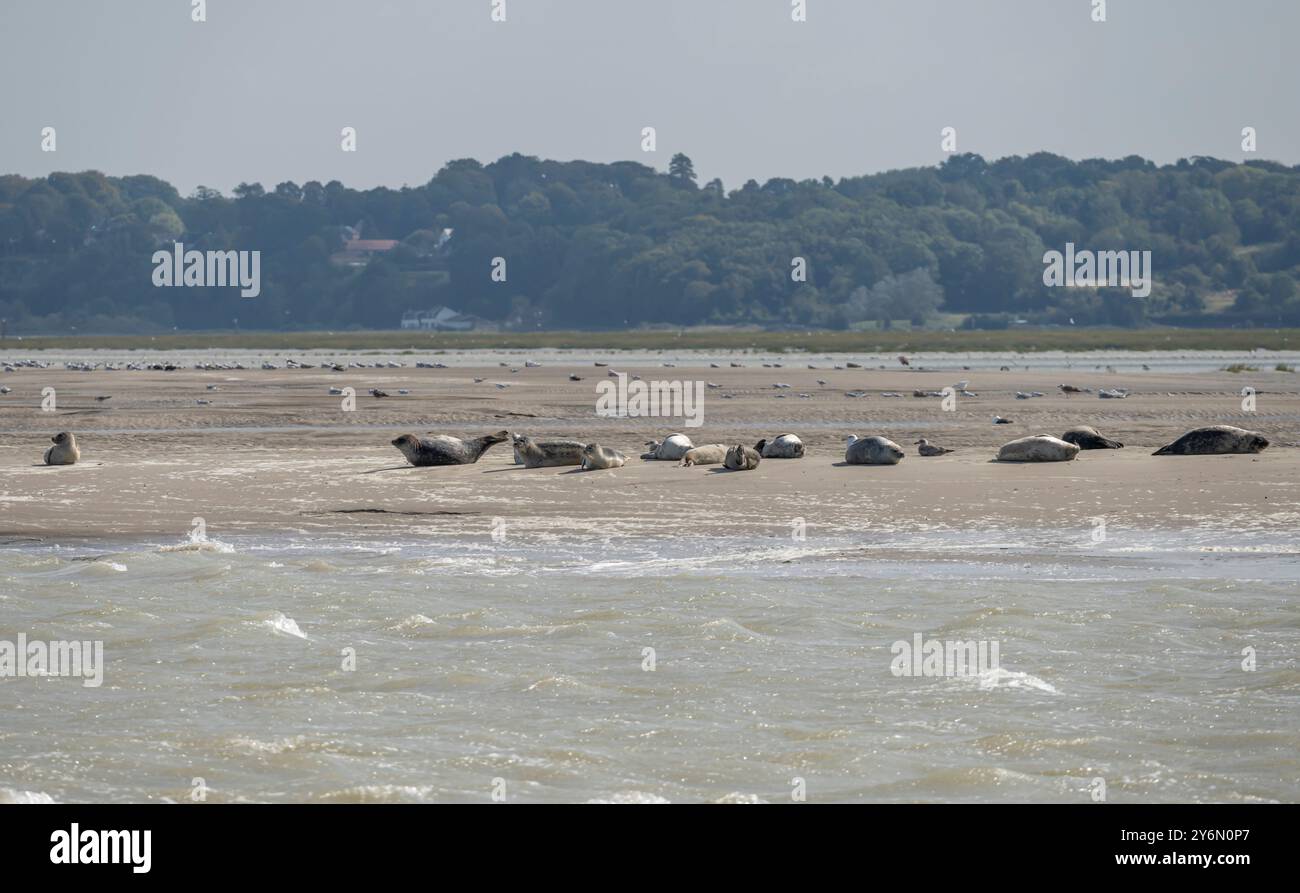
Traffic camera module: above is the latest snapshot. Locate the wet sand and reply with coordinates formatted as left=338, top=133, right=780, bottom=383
left=2, top=359, right=1297, bottom=541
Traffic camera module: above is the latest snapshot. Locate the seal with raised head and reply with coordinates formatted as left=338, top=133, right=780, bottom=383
left=512, top=434, right=586, bottom=468
left=679, top=444, right=728, bottom=467
left=996, top=434, right=1080, bottom=463
left=580, top=443, right=627, bottom=470
left=755, top=434, right=804, bottom=458
left=1061, top=425, right=1124, bottom=450
left=1153, top=425, right=1269, bottom=456
left=641, top=434, right=693, bottom=461
left=391, top=430, right=509, bottom=466
left=723, top=444, right=762, bottom=470
left=44, top=432, right=80, bottom=466
left=845, top=435, right=905, bottom=465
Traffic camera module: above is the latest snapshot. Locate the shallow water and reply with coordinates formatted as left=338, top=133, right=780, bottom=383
left=2, top=525, right=1296, bottom=803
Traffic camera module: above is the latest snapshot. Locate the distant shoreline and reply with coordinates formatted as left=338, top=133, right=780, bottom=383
left=6, top=327, right=1299, bottom=353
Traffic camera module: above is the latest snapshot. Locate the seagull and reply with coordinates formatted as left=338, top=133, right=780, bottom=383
left=993, top=415, right=1013, bottom=425
left=955, top=380, right=970, bottom=391
left=569, top=374, right=583, bottom=381
left=915, top=438, right=954, bottom=456
left=95, top=395, right=111, bottom=402
left=816, top=379, right=828, bottom=386
left=370, top=388, right=389, bottom=398
left=473, top=377, right=485, bottom=384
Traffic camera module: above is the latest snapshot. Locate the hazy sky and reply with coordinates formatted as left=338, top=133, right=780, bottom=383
left=3, top=0, right=1297, bottom=195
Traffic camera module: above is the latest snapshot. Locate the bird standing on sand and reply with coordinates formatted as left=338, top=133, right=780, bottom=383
left=915, top=438, right=955, bottom=456
left=993, top=416, right=1013, bottom=425
left=898, top=355, right=910, bottom=366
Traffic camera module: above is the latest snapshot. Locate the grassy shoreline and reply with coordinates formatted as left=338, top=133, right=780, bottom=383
left=4, top=328, right=1299, bottom=353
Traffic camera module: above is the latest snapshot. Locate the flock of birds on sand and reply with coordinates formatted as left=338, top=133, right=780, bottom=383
left=10, top=354, right=1275, bottom=468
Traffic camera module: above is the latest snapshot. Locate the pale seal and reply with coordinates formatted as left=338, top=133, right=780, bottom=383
left=512, top=434, right=586, bottom=468
left=723, top=444, right=762, bottom=470
left=43, top=432, right=80, bottom=466
left=755, top=434, right=804, bottom=458
left=580, top=443, right=628, bottom=470
left=641, top=434, right=693, bottom=461
left=1152, top=425, right=1269, bottom=456
left=391, top=430, right=509, bottom=466
left=996, top=434, right=1080, bottom=463
left=679, top=444, right=728, bottom=467
left=1061, top=425, right=1124, bottom=450
left=845, top=435, right=905, bottom=465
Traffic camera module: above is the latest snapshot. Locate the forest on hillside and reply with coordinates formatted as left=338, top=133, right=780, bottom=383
left=2, top=152, right=1299, bottom=333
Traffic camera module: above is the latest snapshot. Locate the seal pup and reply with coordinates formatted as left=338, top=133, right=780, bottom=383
left=1062, top=425, right=1124, bottom=450
left=43, top=432, right=80, bottom=466
left=914, top=438, right=954, bottom=457
left=723, top=444, right=762, bottom=470
left=679, top=444, right=728, bottom=467
left=996, top=435, right=1080, bottom=463
left=845, top=435, right=905, bottom=465
left=1152, top=425, right=1269, bottom=456
left=641, top=434, right=693, bottom=461
left=755, top=434, right=805, bottom=458
left=580, top=443, right=627, bottom=470
left=391, top=430, right=509, bottom=466
left=512, top=434, right=586, bottom=468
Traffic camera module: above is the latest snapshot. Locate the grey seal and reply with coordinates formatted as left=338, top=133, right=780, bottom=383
left=1152, top=425, right=1269, bottom=456
left=679, top=444, right=728, bottom=467
left=641, top=434, right=693, bottom=461
left=512, top=434, right=586, bottom=468
left=723, top=444, right=762, bottom=470
left=391, top=430, right=509, bottom=466
left=1062, top=425, right=1124, bottom=450
left=996, top=435, right=1080, bottom=463
left=580, top=443, right=628, bottom=470
left=845, top=435, right=905, bottom=465
left=44, top=432, right=80, bottom=466
left=755, top=434, right=804, bottom=458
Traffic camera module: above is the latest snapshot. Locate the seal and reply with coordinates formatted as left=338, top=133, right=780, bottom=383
left=43, top=432, right=80, bottom=466
left=1152, top=425, right=1269, bottom=456
left=914, top=438, right=954, bottom=456
left=723, top=443, right=762, bottom=470
left=755, top=434, right=804, bottom=458
left=845, top=435, right=905, bottom=465
left=996, top=434, right=1080, bottom=463
left=641, top=434, right=693, bottom=461
left=580, top=443, right=628, bottom=470
left=679, top=444, right=728, bottom=467
left=1061, top=425, right=1124, bottom=450
left=512, top=434, right=586, bottom=468
left=391, top=430, right=509, bottom=466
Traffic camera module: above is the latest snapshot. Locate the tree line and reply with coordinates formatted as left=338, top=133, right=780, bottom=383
left=1, top=150, right=1298, bottom=333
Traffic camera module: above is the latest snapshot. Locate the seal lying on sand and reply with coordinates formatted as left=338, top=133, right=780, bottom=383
left=755, top=434, right=804, bottom=458
left=391, top=430, right=509, bottom=466
left=580, top=443, right=627, bottom=470
left=679, top=444, right=728, bottom=467
left=996, top=435, right=1080, bottom=463
left=723, top=444, right=762, bottom=470
left=1061, top=425, right=1124, bottom=450
left=512, top=434, right=585, bottom=468
left=845, top=435, right=905, bottom=465
left=44, top=432, right=80, bottom=465
left=1153, top=425, right=1269, bottom=456
left=641, top=434, right=693, bottom=461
